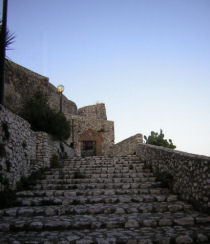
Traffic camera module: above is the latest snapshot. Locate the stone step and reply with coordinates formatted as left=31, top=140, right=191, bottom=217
left=15, top=194, right=179, bottom=206
left=32, top=181, right=163, bottom=190
left=45, top=168, right=152, bottom=174
left=62, top=160, right=144, bottom=166
left=0, top=213, right=210, bottom=233
left=16, top=187, right=170, bottom=198
left=1, top=201, right=195, bottom=218
left=44, top=172, right=154, bottom=179
left=0, top=227, right=210, bottom=244
left=2, top=227, right=210, bottom=244
left=38, top=177, right=157, bottom=184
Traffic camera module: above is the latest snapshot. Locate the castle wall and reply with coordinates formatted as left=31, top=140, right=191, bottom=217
left=0, top=105, right=74, bottom=191
left=5, top=60, right=77, bottom=115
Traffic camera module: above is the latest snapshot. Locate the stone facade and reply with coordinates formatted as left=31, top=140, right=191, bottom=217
left=0, top=105, right=74, bottom=191
left=66, top=103, right=114, bottom=156
left=5, top=59, right=77, bottom=114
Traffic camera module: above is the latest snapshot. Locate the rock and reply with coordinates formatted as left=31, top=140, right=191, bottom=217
left=125, top=219, right=139, bottom=228
left=174, top=217, right=194, bottom=226
left=143, top=219, right=157, bottom=227
left=138, top=240, right=153, bottom=244
left=0, top=223, right=10, bottom=231
left=159, top=218, right=173, bottom=226
left=29, top=221, right=43, bottom=230
left=115, top=207, right=126, bottom=214
left=175, top=235, right=193, bottom=243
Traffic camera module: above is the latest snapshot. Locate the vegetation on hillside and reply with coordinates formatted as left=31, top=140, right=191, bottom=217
left=20, top=89, right=70, bottom=141
left=144, top=129, right=176, bottom=149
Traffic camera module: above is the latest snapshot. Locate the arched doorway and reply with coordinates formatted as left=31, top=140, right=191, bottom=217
left=79, top=129, right=104, bottom=157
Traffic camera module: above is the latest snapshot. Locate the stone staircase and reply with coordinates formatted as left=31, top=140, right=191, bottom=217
left=0, top=155, right=210, bottom=244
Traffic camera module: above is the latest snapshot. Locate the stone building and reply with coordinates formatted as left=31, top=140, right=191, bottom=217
left=4, top=60, right=114, bottom=156
left=65, top=104, right=114, bottom=156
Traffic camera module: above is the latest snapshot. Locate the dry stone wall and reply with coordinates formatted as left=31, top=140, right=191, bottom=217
left=0, top=105, right=74, bottom=191
left=5, top=59, right=77, bottom=115
left=136, top=143, right=210, bottom=213
left=108, top=134, right=143, bottom=156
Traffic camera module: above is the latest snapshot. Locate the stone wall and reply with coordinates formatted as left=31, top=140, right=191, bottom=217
left=78, top=103, right=107, bottom=120
left=0, top=105, right=74, bottom=191
left=136, top=143, right=210, bottom=213
left=5, top=59, right=77, bottom=115
left=108, top=134, right=143, bottom=156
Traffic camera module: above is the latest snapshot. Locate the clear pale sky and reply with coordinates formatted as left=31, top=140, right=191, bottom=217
left=3, top=0, right=210, bottom=156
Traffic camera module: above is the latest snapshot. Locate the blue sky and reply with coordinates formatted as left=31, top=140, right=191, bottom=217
left=3, top=0, right=210, bottom=156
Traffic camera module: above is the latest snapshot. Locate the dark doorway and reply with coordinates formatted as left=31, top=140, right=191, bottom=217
left=81, top=140, right=96, bottom=157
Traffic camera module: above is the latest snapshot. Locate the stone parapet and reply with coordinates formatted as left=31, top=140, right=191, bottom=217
left=136, top=143, right=210, bottom=213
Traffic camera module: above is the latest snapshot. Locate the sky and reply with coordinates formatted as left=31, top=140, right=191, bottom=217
left=2, top=0, right=210, bottom=156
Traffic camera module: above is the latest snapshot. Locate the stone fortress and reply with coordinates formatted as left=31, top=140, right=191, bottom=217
left=4, top=59, right=115, bottom=157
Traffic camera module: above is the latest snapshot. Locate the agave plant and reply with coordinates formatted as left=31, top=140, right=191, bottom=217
left=0, top=20, right=15, bottom=50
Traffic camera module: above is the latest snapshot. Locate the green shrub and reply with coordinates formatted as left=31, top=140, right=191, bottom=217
left=144, top=129, right=176, bottom=149
left=20, top=89, right=70, bottom=141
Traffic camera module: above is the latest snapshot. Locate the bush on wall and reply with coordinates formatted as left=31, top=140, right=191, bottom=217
left=144, top=129, right=176, bottom=149
left=20, top=89, right=70, bottom=141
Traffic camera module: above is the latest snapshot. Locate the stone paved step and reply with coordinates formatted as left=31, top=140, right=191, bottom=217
left=47, top=167, right=147, bottom=174
left=1, top=155, right=210, bottom=244
left=1, top=212, right=210, bottom=233
left=33, top=182, right=163, bottom=190
left=15, top=193, right=180, bottom=207
left=44, top=172, right=154, bottom=180
left=38, top=177, right=157, bottom=184
left=0, top=202, right=194, bottom=217
left=1, top=227, right=209, bottom=244
left=16, top=188, right=170, bottom=198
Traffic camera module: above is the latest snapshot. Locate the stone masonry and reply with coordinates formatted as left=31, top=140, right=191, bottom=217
left=66, top=103, right=114, bottom=156
left=0, top=105, right=74, bottom=191
left=5, top=59, right=77, bottom=115
left=0, top=155, right=210, bottom=243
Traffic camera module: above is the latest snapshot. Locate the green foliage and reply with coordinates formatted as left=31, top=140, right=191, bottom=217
left=144, top=129, right=176, bottom=149
left=20, top=89, right=70, bottom=141
left=0, top=20, right=15, bottom=50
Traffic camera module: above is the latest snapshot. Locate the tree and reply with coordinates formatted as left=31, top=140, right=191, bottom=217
left=0, top=0, right=15, bottom=105
left=144, top=129, right=176, bottom=149
left=20, top=89, right=70, bottom=141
